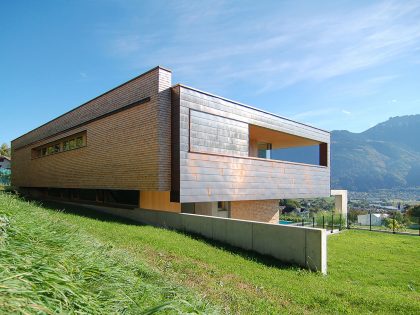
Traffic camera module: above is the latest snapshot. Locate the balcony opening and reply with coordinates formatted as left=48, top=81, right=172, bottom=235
left=249, top=125, right=328, bottom=166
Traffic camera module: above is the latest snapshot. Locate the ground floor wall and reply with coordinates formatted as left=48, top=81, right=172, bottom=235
left=56, top=202, right=326, bottom=273
left=21, top=187, right=280, bottom=223
left=140, top=191, right=180, bottom=212
left=231, top=200, right=279, bottom=224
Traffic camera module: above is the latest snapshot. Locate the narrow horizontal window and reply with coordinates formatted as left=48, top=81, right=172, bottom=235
left=31, top=131, right=87, bottom=159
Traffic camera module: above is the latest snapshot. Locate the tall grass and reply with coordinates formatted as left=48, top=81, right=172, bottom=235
left=0, top=193, right=214, bottom=314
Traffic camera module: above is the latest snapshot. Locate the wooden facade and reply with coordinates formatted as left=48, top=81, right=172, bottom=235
left=12, top=67, right=172, bottom=192
left=11, top=66, right=330, bottom=218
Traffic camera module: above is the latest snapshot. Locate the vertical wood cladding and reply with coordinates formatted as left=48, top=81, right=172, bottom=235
left=177, top=85, right=331, bottom=203
left=12, top=67, right=173, bottom=191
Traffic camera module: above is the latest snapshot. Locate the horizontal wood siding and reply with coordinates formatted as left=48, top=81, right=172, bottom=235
left=12, top=67, right=173, bottom=191
left=13, top=67, right=169, bottom=150
left=177, top=85, right=330, bottom=203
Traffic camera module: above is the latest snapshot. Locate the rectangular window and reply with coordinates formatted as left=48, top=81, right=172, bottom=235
left=76, top=136, right=83, bottom=148
left=54, top=144, right=61, bottom=153
left=257, top=142, right=272, bottom=159
left=69, top=139, right=76, bottom=150
left=218, top=201, right=230, bottom=211
left=47, top=146, right=54, bottom=155
left=31, top=131, right=86, bottom=159
left=63, top=141, right=70, bottom=151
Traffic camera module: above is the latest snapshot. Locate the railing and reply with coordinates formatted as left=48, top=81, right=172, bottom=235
left=0, top=169, right=11, bottom=186
left=280, top=212, right=420, bottom=236
left=347, top=211, right=420, bottom=236
left=279, top=213, right=345, bottom=233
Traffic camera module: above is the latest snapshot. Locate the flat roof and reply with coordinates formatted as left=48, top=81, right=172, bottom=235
left=174, top=84, right=329, bottom=134
left=13, top=65, right=329, bottom=144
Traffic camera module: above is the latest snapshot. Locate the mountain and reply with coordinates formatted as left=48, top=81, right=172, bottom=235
left=331, top=114, right=420, bottom=191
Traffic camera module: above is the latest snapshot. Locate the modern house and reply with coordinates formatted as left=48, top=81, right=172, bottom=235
left=0, top=156, right=11, bottom=170
left=357, top=213, right=388, bottom=226
left=11, top=66, right=331, bottom=224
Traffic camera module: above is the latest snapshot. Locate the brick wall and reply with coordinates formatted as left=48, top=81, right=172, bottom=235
left=231, top=200, right=280, bottom=224
left=11, top=67, right=173, bottom=191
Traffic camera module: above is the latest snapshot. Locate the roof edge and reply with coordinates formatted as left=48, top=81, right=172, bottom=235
left=12, top=66, right=171, bottom=143
left=172, top=83, right=330, bottom=134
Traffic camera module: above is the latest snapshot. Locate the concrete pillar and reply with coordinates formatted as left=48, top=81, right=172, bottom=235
left=331, top=190, right=348, bottom=225
left=194, top=202, right=218, bottom=216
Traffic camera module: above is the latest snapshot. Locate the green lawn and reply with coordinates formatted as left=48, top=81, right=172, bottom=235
left=1, top=192, right=419, bottom=314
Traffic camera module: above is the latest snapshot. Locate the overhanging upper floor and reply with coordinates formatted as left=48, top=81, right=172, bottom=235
left=171, top=85, right=331, bottom=203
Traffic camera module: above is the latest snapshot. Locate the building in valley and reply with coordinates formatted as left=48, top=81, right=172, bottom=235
left=11, top=66, right=330, bottom=224
left=0, top=156, right=11, bottom=170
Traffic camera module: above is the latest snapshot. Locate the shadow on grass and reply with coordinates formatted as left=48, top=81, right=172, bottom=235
left=25, top=196, right=307, bottom=272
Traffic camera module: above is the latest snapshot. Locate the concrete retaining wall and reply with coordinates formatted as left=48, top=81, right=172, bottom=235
left=74, top=204, right=327, bottom=274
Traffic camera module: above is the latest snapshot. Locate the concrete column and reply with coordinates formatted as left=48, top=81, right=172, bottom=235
left=331, top=190, right=348, bottom=225
left=194, top=202, right=218, bottom=216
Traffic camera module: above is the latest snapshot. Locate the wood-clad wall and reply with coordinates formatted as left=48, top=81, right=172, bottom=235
left=12, top=67, right=173, bottom=191
left=175, top=85, right=331, bottom=203
left=140, top=191, right=181, bottom=212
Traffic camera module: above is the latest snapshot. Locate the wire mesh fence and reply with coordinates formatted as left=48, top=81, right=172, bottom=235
left=347, top=211, right=420, bottom=236
left=0, top=169, right=11, bottom=186
left=279, top=212, right=346, bottom=232
left=279, top=211, right=420, bottom=236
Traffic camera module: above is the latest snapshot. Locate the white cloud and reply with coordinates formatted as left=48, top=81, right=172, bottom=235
left=342, top=110, right=351, bottom=115
left=104, top=1, right=420, bottom=94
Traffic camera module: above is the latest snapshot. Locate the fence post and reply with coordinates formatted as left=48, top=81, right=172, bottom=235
left=312, top=216, right=315, bottom=228
left=322, top=215, right=325, bottom=229
left=339, top=213, right=342, bottom=231
left=347, top=212, right=350, bottom=229
left=369, top=210, right=372, bottom=231
left=393, top=212, right=395, bottom=234
left=302, top=218, right=304, bottom=227
left=331, top=213, right=334, bottom=233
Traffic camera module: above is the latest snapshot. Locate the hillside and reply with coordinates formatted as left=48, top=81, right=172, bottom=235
left=331, top=114, right=420, bottom=191
left=1, top=193, right=419, bottom=314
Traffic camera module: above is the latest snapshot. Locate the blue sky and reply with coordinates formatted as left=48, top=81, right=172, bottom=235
left=1, top=0, right=420, bottom=145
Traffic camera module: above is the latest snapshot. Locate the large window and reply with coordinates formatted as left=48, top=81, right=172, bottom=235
left=249, top=125, right=328, bottom=166
left=257, top=142, right=272, bottom=159
left=32, top=131, right=87, bottom=159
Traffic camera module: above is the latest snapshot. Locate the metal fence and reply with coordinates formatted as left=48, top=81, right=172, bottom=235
left=279, top=212, right=420, bottom=236
left=279, top=213, right=346, bottom=233
left=0, top=169, right=11, bottom=186
left=347, top=211, right=420, bottom=236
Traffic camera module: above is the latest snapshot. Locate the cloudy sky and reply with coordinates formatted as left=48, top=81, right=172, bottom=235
left=1, top=0, right=420, bottom=144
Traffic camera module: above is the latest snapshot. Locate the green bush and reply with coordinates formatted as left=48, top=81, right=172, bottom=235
left=383, top=218, right=405, bottom=231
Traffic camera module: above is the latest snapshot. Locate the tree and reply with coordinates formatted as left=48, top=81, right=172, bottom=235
left=0, top=143, right=10, bottom=157
left=280, top=199, right=301, bottom=213
left=407, top=205, right=420, bottom=219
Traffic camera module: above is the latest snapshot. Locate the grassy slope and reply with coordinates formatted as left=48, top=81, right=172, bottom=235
left=0, top=193, right=214, bottom=314
left=1, top=193, right=420, bottom=314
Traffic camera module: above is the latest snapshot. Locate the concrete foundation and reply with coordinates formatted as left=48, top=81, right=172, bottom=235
left=65, top=202, right=327, bottom=274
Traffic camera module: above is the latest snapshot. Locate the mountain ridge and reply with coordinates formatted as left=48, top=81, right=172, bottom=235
left=331, top=114, right=420, bottom=191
